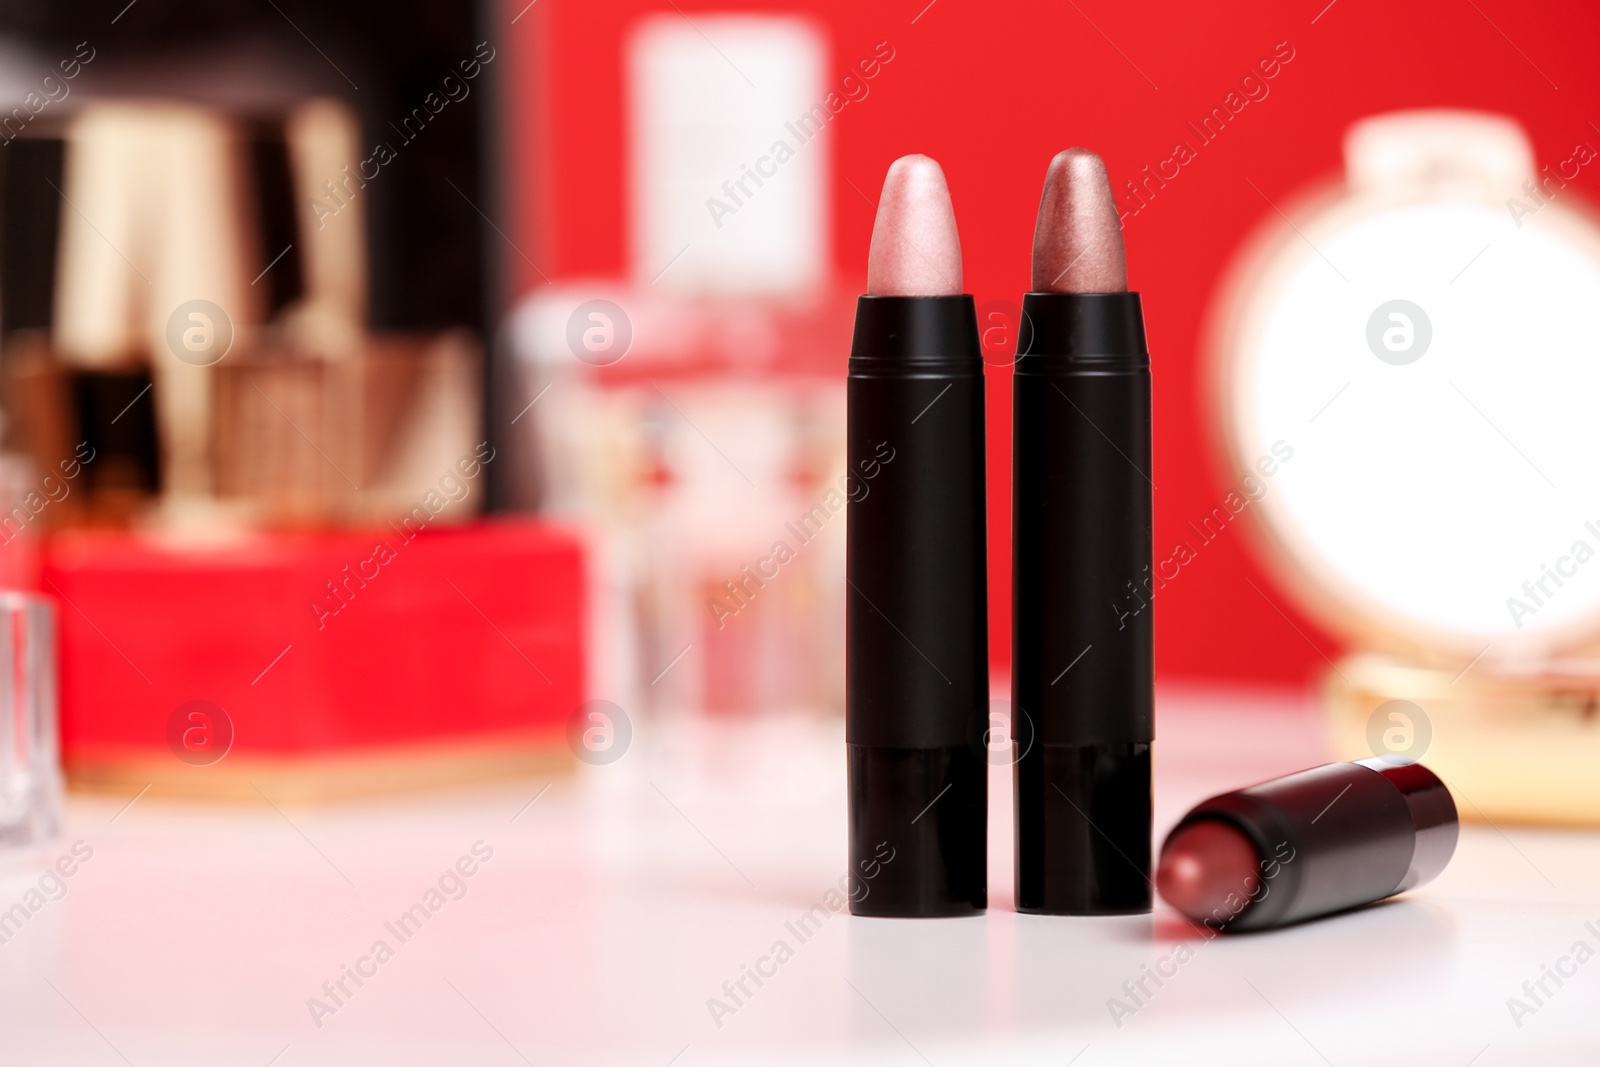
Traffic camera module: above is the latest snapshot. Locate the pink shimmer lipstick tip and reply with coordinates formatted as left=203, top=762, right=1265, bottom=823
left=866, top=154, right=963, bottom=297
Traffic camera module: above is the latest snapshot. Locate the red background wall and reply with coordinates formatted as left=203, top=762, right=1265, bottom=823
left=502, top=0, right=1600, bottom=685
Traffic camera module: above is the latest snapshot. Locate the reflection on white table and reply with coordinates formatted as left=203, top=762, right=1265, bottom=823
left=0, top=686, right=1593, bottom=1065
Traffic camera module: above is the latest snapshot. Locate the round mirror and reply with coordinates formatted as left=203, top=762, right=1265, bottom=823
left=1210, top=111, right=1600, bottom=665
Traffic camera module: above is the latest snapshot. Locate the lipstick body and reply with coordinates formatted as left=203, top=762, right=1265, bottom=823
left=1013, top=292, right=1153, bottom=914
left=847, top=295, right=988, bottom=917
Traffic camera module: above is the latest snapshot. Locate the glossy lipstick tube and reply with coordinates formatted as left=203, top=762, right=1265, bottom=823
left=1012, top=290, right=1153, bottom=915
left=847, top=293, right=988, bottom=916
left=1013, top=150, right=1152, bottom=915
left=1158, top=758, right=1459, bottom=931
left=846, top=156, right=987, bottom=919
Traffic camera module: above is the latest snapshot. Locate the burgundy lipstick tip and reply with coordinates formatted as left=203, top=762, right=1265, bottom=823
left=1156, top=819, right=1261, bottom=924
left=866, top=154, right=963, bottom=297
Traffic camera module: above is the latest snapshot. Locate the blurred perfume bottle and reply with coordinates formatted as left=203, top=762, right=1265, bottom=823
left=0, top=594, right=59, bottom=850
left=512, top=288, right=850, bottom=721
left=54, top=102, right=262, bottom=506
left=10, top=96, right=480, bottom=531
left=505, top=12, right=851, bottom=721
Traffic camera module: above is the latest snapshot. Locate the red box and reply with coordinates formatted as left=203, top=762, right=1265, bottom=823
left=46, top=519, right=584, bottom=800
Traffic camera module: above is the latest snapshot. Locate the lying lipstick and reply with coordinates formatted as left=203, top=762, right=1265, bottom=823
left=1157, top=757, right=1459, bottom=931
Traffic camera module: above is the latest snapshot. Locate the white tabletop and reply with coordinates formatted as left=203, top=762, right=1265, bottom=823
left=2, top=685, right=1593, bottom=1066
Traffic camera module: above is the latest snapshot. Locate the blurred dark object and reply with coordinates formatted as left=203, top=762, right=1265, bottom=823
left=3, top=333, right=156, bottom=526
left=0, top=136, right=60, bottom=337
left=0, top=0, right=489, bottom=333
left=0, top=0, right=506, bottom=507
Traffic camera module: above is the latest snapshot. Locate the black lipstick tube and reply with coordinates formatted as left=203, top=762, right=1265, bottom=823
left=1167, top=758, right=1459, bottom=931
left=847, top=295, right=988, bottom=918
left=1013, top=292, right=1153, bottom=915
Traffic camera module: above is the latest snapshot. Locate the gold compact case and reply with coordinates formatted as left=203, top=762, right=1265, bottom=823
left=1207, top=109, right=1600, bottom=825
